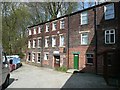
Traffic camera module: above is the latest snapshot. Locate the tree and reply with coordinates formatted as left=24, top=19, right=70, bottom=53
left=2, top=2, right=30, bottom=55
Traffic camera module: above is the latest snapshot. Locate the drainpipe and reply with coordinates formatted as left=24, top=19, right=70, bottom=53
left=41, top=26, right=44, bottom=67
left=67, top=14, right=70, bottom=69
left=94, top=5, right=98, bottom=74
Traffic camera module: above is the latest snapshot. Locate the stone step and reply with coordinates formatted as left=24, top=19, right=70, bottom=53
left=66, top=69, right=80, bottom=73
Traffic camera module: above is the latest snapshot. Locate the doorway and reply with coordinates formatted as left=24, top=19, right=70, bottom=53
left=74, top=54, right=79, bottom=69
left=54, top=55, right=60, bottom=68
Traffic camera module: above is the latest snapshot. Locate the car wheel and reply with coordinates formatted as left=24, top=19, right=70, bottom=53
left=3, top=75, right=10, bottom=88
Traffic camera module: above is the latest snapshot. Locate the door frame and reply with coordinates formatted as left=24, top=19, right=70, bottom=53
left=73, top=54, right=79, bottom=69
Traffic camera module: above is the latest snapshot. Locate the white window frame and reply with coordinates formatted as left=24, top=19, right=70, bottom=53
left=38, top=26, right=41, bottom=34
left=33, top=39, right=36, bottom=48
left=81, top=33, right=88, bottom=45
left=37, top=52, right=41, bottom=63
left=44, top=52, right=49, bottom=60
left=105, top=29, right=115, bottom=44
left=37, top=37, right=41, bottom=48
left=28, top=29, right=32, bottom=35
left=81, top=11, right=88, bottom=25
left=27, top=53, right=31, bottom=61
left=46, top=23, right=49, bottom=32
left=45, top=36, right=49, bottom=47
left=32, top=53, right=35, bottom=62
left=33, top=27, right=36, bottom=34
left=52, top=36, right=56, bottom=47
left=86, top=53, right=94, bottom=64
left=28, top=40, right=31, bottom=48
left=104, top=3, right=115, bottom=20
left=59, top=35, right=65, bottom=47
left=60, top=19, right=65, bottom=29
left=52, top=21, right=57, bottom=31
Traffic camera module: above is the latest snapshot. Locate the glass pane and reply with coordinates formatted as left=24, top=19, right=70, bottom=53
left=106, top=35, right=109, bottom=43
left=87, top=58, right=93, bottom=63
left=110, top=34, right=114, bottom=43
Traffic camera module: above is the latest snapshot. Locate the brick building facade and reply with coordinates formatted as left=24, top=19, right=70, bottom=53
left=26, top=2, right=120, bottom=75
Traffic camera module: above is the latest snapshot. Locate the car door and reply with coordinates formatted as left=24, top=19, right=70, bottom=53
left=2, top=52, right=9, bottom=85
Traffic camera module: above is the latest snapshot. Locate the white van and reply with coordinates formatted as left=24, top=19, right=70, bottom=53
left=0, top=45, right=10, bottom=89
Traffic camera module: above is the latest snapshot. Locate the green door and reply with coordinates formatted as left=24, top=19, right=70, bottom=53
left=74, top=54, right=79, bottom=69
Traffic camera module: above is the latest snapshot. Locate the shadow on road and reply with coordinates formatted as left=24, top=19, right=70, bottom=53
left=62, top=71, right=119, bottom=89
left=2, top=78, right=14, bottom=90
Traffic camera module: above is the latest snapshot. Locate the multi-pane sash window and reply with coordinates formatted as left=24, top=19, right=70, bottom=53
left=105, top=29, right=115, bottom=44
left=81, top=33, right=88, bottom=45
left=28, top=40, right=31, bottom=48
left=104, top=3, right=115, bottom=20
left=28, top=29, right=31, bottom=35
left=33, top=39, right=36, bottom=48
left=44, top=53, right=49, bottom=60
left=37, top=53, right=41, bottom=63
left=46, top=23, right=49, bottom=32
left=38, top=38, right=41, bottom=48
left=32, top=53, right=35, bottom=62
left=60, top=19, right=65, bottom=29
left=81, top=11, right=88, bottom=25
left=60, top=35, right=65, bottom=47
left=45, top=37, right=49, bottom=47
left=28, top=53, right=31, bottom=61
left=38, top=26, right=41, bottom=33
left=86, top=54, right=93, bottom=64
left=52, top=21, right=57, bottom=30
left=52, top=36, right=56, bottom=47
left=33, top=40, right=35, bottom=48
left=34, top=28, right=36, bottom=34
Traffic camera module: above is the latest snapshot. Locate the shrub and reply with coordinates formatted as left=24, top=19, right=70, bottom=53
left=55, top=66, right=67, bottom=72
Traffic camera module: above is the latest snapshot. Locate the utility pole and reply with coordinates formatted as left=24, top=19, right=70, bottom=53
left=94, top=3, right=98, bottom=74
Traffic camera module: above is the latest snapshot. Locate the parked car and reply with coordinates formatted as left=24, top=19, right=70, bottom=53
left=0, top=45, right=10, bottom=89
left=7, top=55, right=22, bottom=72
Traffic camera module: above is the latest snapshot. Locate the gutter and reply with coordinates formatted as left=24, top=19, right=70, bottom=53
left=67, top=14, right=70, bottom=69
left=93, top=5, right=98, bottom=74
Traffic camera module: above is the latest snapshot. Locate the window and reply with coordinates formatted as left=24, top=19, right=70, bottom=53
left=104, top=3, right=115, bottom=20
left=44, top=53, right=49, bottom=60
left=86, top=54, right=93, bottom=64
left=81, top=11, right=88, bottom=25
left=33, top=39, right=36, bottom=48
left=28, top=53, right=31, bottom=61
left=46, top=23, right=49, bottom=32
left=60, top=19, right=65, bottom=29
left=52, top=21, right=57, bottom=30
left=28, top=29, right=31, bottom=35
left=37, top=53, right=41, bottom=63
left=33, top=28, right=36, bottom=34
left=52, top=36, right=56, bottom=47
left=38, top=38, right=41, bottom=48
left=32, top=53, right=35, bottom=62
left=45, top=37, right=49, bottom=47
left=59, top=35, right=65, bottom=47
left=28, top=40, right=31, bottom=48
left=105, top=29, right=115, bottom=44
left=81, top=33, right=88, bottom=45
left=38, top=26, right=41, bottom=33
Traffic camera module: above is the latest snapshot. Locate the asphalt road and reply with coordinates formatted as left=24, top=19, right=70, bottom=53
left=7, top=63, right=71, bottom=88
left=6, top=63, right=117, bottom=89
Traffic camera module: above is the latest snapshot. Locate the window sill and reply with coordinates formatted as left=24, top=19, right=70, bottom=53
left=105, top=43, right=115, bottom=45
left=86, top=63, right=93, bottom=66
left=52, top=29, right=56, bottom=31
left=59, top=46, right=65, bottom=48
left=37, top=47, right=41, bottom=48
left=81, top=23, right=88, bottom=25
left=80, top=44, right=88, bottom=46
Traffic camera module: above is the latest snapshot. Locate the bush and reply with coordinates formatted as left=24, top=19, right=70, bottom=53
left=55, top=66, right=67, bottom=72
left=18, top=52, right=25, bottom=59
